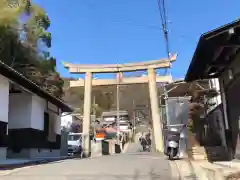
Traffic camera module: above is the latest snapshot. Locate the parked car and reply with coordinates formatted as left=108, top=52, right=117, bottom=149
left=68, top=133, right=83, bottom=157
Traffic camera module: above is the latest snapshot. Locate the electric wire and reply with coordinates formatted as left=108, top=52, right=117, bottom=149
left=157, top=0, right=170, bottom=58
left=156, top=0, right=172, bottom=77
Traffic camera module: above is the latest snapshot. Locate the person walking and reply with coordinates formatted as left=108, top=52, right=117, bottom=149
left=139, top=132, right=147, bottom=151
left=145, top=132, right=152, bottom=152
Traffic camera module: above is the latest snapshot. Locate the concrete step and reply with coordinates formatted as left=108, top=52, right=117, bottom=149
left=188, top=146, right=228, bottom=161
left=192, top=160, right=240, bottom=180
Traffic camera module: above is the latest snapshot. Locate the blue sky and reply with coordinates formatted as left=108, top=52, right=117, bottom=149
left=34, top=0, right=240, bottom=79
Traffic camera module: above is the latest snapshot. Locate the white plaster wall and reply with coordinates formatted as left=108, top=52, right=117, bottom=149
left=48, top=105, right=61, bottom=135
left=54, top=112, right=61, bottom=135
left=31, top=95, right=61, bottom=134
left=0, top=75, right=9, bottom=160
left=0, top=75, right=9, bottom=123
left=31, top=95, right=45, bottom=130
left=9, top=95, right=63, bottom=159
left=8, top=93, right=32, bottom=129
left=8, top=93, right=61, bottom=133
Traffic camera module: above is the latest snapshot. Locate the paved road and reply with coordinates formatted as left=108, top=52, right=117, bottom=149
left=0, top=143, right=175, bottom=180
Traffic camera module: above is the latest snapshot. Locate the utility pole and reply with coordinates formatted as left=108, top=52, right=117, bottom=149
left=93, top=95, right=96, bottom=138
left=116, top=72, right=120, bottom=144
left=132, top=100, right=136, bottom=137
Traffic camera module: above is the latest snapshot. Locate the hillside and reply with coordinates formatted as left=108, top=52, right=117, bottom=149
left=62, top=78, right=164, bottom=124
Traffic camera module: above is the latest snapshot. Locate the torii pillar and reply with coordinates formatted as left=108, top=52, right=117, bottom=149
left=148, top=68, right=163, bottom=152
left=82, top=72, right=92, bottom=157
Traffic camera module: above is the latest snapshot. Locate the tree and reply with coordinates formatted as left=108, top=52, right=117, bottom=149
left=0, top=0, right=64, bottom=98
left=0, top=0, right=31, bottom=65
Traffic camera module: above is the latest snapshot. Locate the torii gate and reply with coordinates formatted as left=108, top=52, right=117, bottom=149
left=64, top=55, right=176, bottom=157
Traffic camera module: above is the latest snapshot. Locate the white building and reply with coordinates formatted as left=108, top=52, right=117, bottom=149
left=0, top=62, right=72, bottom=159
left=61, top=113, right=73, bottom=129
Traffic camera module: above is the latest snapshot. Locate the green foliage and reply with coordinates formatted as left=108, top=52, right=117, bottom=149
left=63, top=83, right=150, bottom=119
left=0, top=0, right=64, bottom=98
left=62, top=81, right=117, bottom=117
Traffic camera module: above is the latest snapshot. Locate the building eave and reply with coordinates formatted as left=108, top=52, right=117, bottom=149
left=0, top=61, right=73, bottom=112
left=185, top=19, right=240, bottom=82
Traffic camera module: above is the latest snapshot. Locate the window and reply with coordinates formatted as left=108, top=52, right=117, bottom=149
left=68, top=135, right=81, bottom=141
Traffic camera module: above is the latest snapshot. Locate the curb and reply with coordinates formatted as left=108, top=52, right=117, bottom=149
left=189, top=160, right=240, bottom=180
left=225, top=171, right=240, bottom=180
left=0, top=156, right=75, bottom=170
left=173, top=160, right=198, bottom=180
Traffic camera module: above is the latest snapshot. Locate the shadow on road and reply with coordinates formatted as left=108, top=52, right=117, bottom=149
left=0, top=154, right=173, bottom=179
left=0, top=156, right=81, bottom=171
left=62, top=170, right=162, bottom=180
left=148, top=167, right=163, bottom=180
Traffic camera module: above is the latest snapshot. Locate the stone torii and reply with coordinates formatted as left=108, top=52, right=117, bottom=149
left=64, top=55, right=176, bottom=157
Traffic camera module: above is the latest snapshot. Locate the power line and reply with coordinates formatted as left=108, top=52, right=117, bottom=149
left=156, top=0, right=170, bottom=59
left=156, top=0, right=172, bottom=77
left=162, top=0, right=167, bottom=28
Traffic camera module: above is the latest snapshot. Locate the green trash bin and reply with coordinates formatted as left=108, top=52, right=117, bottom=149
left=102, top=140, right=109, bottom=155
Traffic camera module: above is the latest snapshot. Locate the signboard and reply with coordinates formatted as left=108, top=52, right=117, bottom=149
left=95, top=133, right=105, bottom=140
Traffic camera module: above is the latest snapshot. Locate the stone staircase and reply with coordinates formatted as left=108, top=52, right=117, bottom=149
left=188, top=146, right=207, bottom=160
left=187, top=131, right=228, bottom=161
left=188, top=146, right=228, bottom=161
left=205, top=146, right=229, bottom=161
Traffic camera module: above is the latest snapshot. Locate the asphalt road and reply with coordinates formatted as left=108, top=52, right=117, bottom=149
left=0, top=143, right=175, bottom=180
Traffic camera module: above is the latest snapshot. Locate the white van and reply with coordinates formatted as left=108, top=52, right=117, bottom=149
left=119, top=122, right=131, bottom=132
left=68, top=133, right=82, bottom=155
